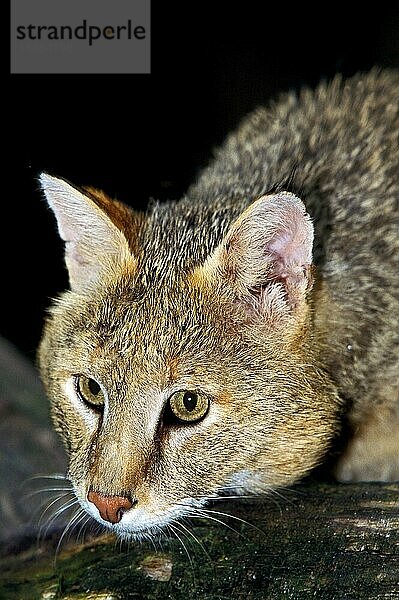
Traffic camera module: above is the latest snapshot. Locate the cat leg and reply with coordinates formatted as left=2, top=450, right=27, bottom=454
left=335, top=402, right=399, bottom=483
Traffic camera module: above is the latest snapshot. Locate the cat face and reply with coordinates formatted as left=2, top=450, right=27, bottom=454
left=39, top=174, right=340, bottom=538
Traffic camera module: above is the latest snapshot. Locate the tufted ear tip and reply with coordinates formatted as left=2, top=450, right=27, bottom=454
left=40, top=174, right=132, bottom=293
left=39, top=172, right=57, bottom=188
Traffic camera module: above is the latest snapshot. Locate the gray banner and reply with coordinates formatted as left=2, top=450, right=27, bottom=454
left=11, top=0, right=151, bottom=74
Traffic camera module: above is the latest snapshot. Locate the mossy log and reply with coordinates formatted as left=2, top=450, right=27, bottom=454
left=1, top=482, right=399, bottom=599
left=1, top=338, right=398, bottom=599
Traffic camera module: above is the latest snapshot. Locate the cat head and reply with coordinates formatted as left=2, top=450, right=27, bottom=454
left=39, top=173, right=339, bottom=539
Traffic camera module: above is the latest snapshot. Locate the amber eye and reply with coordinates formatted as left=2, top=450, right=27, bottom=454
left=168, top=391, right=209, bottom=423
left=75, top=375, right=105, bottom=409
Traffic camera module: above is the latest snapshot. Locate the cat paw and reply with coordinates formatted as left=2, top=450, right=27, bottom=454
left=335, top=452, right=399, bottom=482
left=334, top=416, right=399, bottom=483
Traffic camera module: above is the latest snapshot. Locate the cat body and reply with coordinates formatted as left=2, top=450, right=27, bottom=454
left=39, top=69, right=399, bottom=538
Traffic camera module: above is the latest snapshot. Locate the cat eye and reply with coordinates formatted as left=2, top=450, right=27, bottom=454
left=75, top=375, right=105, bottom=409
left=167, top=390, right=209, bottom=423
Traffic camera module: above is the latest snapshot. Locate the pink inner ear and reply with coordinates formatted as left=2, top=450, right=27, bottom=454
left=65, top=241, right=88, bottom=267
left=267, top=213, right=312, bottom=280
left=216, top=192, right=314, bottom=315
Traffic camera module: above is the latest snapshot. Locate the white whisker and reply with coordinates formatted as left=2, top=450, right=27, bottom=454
left=153, top=524, right=168, bottom=550
left=38, top=495, right=76, bottom=527
left=198, top=507, right=265, bottom=536
left=168, top=522, right=195, bottom=576
left=75, top=514, right=93, bottom=545
left=31, top=491, right=75, bottom=527
left=39, top=497, right=79, bottom=542
left=22, top=473, right=69, bottom=486
left=268, top=487, right=296, bottom=505
left=24, top=487, right=73, bottom=500
left=148, top=529, right=159, bottom=552
left=185, top=509, right=243, bottom=537
left=210, top=494, right=260, bottom=500
left=174, top=519, right=211, bottom=564
left=55, top=508, right=86, bottom=561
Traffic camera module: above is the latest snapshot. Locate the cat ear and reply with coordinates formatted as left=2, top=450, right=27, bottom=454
left=40, top=173, right=133, bottom=293
left=203, top=192, right=314, bottom=321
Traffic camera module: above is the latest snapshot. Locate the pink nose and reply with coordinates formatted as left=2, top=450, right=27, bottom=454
left=87, top=490, right=134, bottom=524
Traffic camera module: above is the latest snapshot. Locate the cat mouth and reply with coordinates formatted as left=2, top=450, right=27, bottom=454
left=80, top=493, right=206, bottom=540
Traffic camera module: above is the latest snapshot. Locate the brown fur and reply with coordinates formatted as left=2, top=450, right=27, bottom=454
left=38, top=69, right=398, bottom=538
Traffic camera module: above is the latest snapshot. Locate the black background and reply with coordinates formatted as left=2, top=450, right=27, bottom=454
left=6, top=3, right=399, bottom=360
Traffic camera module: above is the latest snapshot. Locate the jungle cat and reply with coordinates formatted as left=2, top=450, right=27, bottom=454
left=39, top=69, right=399, bottom=539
